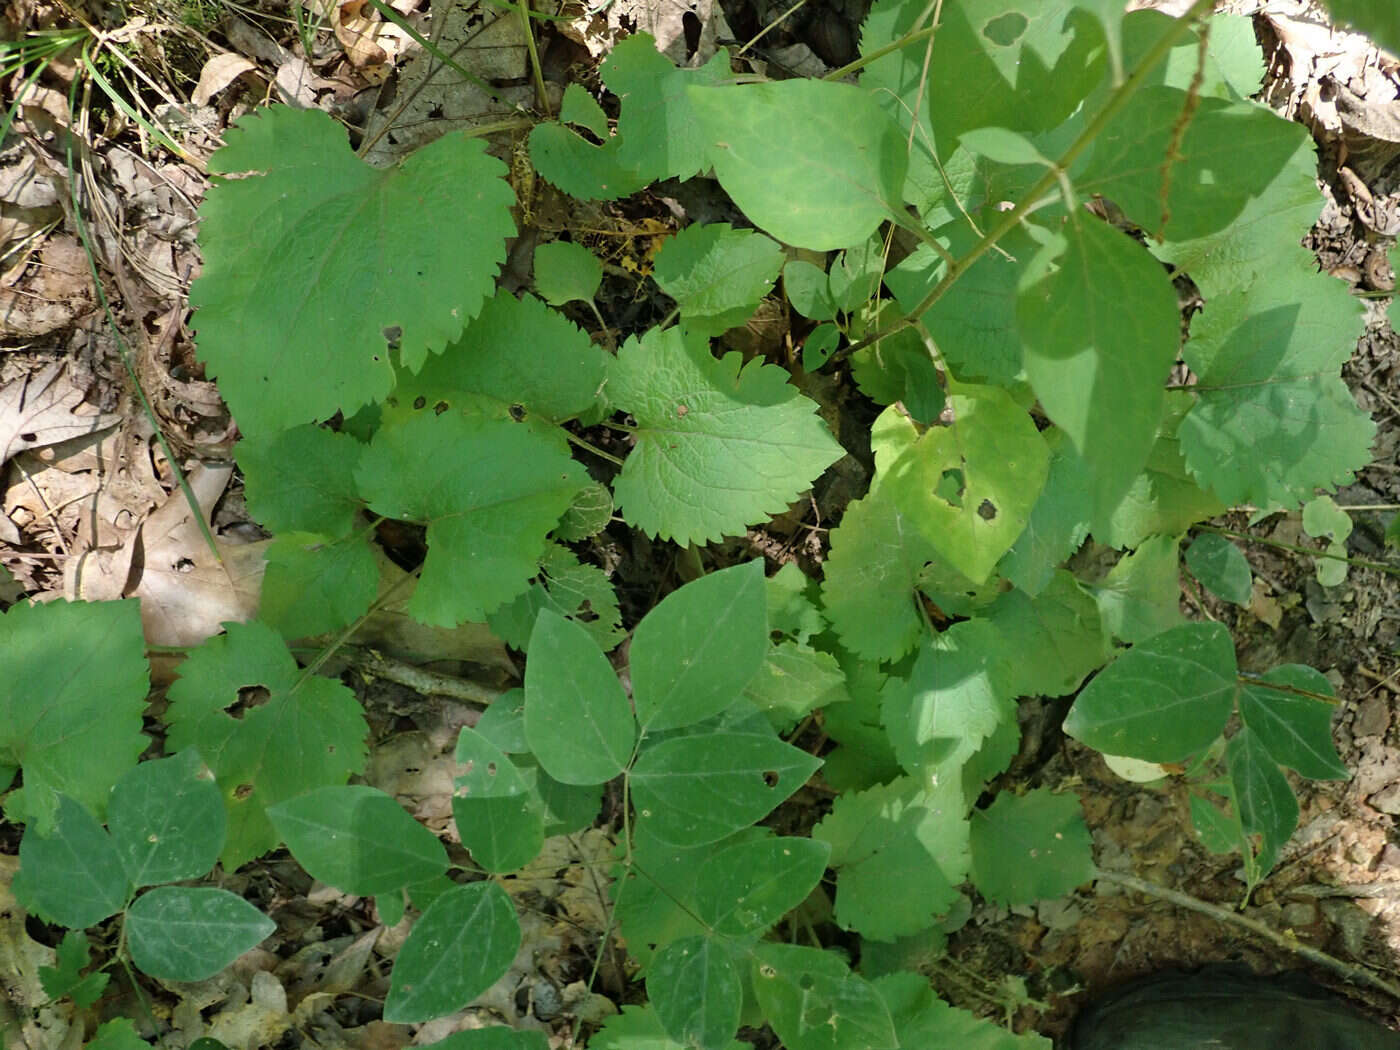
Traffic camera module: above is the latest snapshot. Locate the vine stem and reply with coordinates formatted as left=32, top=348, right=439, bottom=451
left=1093, top=868, right=1400, bottom=1001
left=1196, top=524, right=1399, bottom=578
left=839, top=0, right=1217, bottom=361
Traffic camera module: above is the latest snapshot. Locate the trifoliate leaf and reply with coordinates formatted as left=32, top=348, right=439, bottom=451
left=607, top=326, right=842, bottom=544
left=1184, top=534, right=1252, bottom=605
left=15, top=796, right=128, bottom=929
left=1064, top=622, right=1237, bottom=763
left=107, top=749, right=226, bottom=887
left=191, top=106, right=515, bottom=433
left=0, top=598, right=148, bottom=833
left=1237, top=665, right=1347, bottom=780
left=237, top=424, right=365, bottom=537
left=165, top=620, right=368, bottom=869
left=356, top=411, right=587, bottom=625
left=814, top=774, right=968, bottom=940
left=487, top=544, right=623, bottom=652
left=1018, top=216, right=1180, bottom=525
left=969, top=789, right=1095, bottom=906
left=392, top=293, right=609, bottom=424
left=652, top=224, right=784, bottom=334
left=126, top=887, right=275, bottom=982
left=688, top=79, right=907, bottom=251
left=534, top=240, right=602, bottom=305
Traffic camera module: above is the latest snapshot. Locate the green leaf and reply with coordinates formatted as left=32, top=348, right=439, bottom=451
left=652, top=224, right=784, bottom=334
left=743, top=642, right=849, bottom=733
left=422, top=1030, right=549, bottom=1050
left=191, top=106, right=515, bottom=433
left=525, top=611, right=636, bottom=784
left=766, top=561, right=826, bottom=644
left=984, top=571, right=1107, bottom=698
left=534, top=240, right=602, bottom=305
left=693, top=836, right=830, bottom=938
left=1226, top=727, right=1298, bottom=876
left=38, top=931, right=108, bottom=1008
left=1017, top=216, right=1180, bottom=524
left=1063, top=622, right=1238, bottom=762
left=356, top=411, right=586, bottom=625
left=1303, top=495, right=1353, bottom=587
left=607, top=326, right=842, bottom=544
left=688, top=79, right=907, bottom=251
left=606, top=34, right=732, bottom=182
left=1093, top=534, right=1185, bottom=644
left=814, top=774, right=968, bottom=940
left=165, top=620, right=368, bottom=869
left=803, top=323, right=842, bottom=371
left=237, top=425, right=365, bottom=537
left=383, top=881, right=521, bottom=1023
left=959, top=126, right=1051, bottom=167
left=475, top=689, right=529, bottom=753
left=630, top=562, right=768, bottom=732
left=999, top=430, right=1092, bottom=595
left=630, top=731, right=822, bottom=846
left=86, top=1020, right=150, bottom=1050
left=487, top=544, right=624, bottom=653
left=876, top=972, right=1052, bottom=1050
left=1184, top=534, right=1252, bottom=605
left=752, top=943, right=898, bottom=1050
left=267, top=785, right=447, bottom=896
left=0, top=598, right=148, bottom=832
left=554, top=481, right=615, bottom=542
left=648, top=936, right=743, bottom=1050
left=528, top=122, right=647, bottom=202
left=126, top=886, right=275, bottom=982
left=107, top=749, right=225, bottom=887
left=969, top=789, right=1095, bottom=906
left=451, top=728, right=545, bottom=873
left=1238, top=666, right=1347, bottom=780
left=877, top=388, right=1050, bottom=584
left=591, top=1004, right=748, bottom=1050
left=15, top=795, right=128, bottom=929
left=1327, top=1, right=1400, bottom=52
left=259, top=532, right=379, bottom=639
left=393, top=293, right=610, bottom=424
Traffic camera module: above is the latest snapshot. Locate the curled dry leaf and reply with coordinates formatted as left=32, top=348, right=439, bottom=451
left=192, top=53, right=261, bottom=107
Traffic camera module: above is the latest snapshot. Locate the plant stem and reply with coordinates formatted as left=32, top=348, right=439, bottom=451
left=566, top=430, right=625, bottom=466
left=1197, top=524, right=1399, bottom=578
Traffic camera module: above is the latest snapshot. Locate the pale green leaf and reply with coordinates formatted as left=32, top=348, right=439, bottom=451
left=607, top=326, right=842, bottom=544
left=688, top=79, right=907, bottom=250
left=107, top=750, right=225, bottom=887
left=743, top=642, right=848, bottom=733
left=648, top=937, right=742, bottom=1050
left=969, top=789, right=1094, bottom=906
left=383, top=882, right=521, bottom=1023
left=191, top=106, right=515, bottom=432
left=15, top=796, right=128, bottom=929
left=694, top=836, right=830, bottom=938
left=959, top=127, right=1050, bottom=166
left=652, top=224, right=784, bottom=334
left=0, top=598, right=148, bottom=833
left=355, top=411, right=586, bottom=625
left=534, top=240, right=602, bottom=305
left=525, top=611, right=636, bottom=784
left=126, top=887, right=275, bottom=982
left=1093, top=534, right=1185, bottom=644
left=268, top=785, right=447, bottom=896
left=1064, top=622, right=1237, bottom=762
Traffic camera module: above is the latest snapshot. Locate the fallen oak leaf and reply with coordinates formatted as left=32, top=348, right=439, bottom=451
left=0, top=362, right=120, bottom=465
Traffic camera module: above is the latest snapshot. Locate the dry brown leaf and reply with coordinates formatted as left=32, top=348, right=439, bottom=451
left=0, top=362, right=120, bottom=466
left=0, top=236, right=98, bottom=338
left=192, top=53, right=260, bottom=106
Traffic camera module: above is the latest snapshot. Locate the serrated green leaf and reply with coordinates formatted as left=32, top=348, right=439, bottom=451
left=1226, top=727, right=1298, bottom=877
left=814, top=774, right=968, bottom=940
left=1063, top=621, right=1237, bottom=762
left=356, top=411, right=586, bottom=625
left=999, top=429, right=1092, bottom=595
left=969, top=789, right=1094, bottom=906
left=487, top=544, right=623, bottom=653
left=631, top=731, right=821, bottom=846
left=688, top=79, right=907, bottom=251
left=652, top=224, right=784, bottom=334
left=451, top=728, right=544, bottom=872
left=238, top=425, right=365, bottom=537
left=534, top=240, right=602, bottom=305
left=1184, top=534, right=1252, bottom=605
left=1018, top=216, right=1180, bottom=524
left=606, top=34, right=732, bottom=182
left=525, top=611, right=635, bottom=784
left=878, top=388, right=1050, bottom=583
left=767, top=561, right=826, bottom=644
left=86, top=1020, right=150, bottom=1050
left=876, top=972, right=1052, bottom=1050
left=590, top=1004, right=748, bottom=1050
left=126, top=887, right=275, bottom=982
left=555, top=481, right=614, bottom=541
left=1093, top=534, right=1185, bottom=644
left=107, top=750, right=225, bottom=887
left=191, top=106, right=515, bottom=432
left=39, top=930, right=108, bottom=1008
left=528, top=121, right=648, bottom=202
left=165, top=620, right=368, bottom=869
left=15, top=795, right=128, bottom=929
left=648, top=937, right=742, bottom=1050
left=607, top=326, right=842, bottom=544
left=630, top=561, right=768, bottom=731
left=392, top=293, right=609, bottom=424
left=752, top=943, right=898, bottom=1050
left=383, top=881, right=521, bottom=1023
left=259, top=532, right=379, bottom=639
left=694, top=836, right=830, bottom=938
left=422, top=1029, right=549, bottom=1050
left=0, top=598, right=148, bottom=833
left=268, top=785, right=447, bottom=896
left=1238, top=666, right=1347, bottom=780
left=560, top=82, right=609, bottom=136
left=883, top=621, right=1015, bottom=774
left=985, top=571, right=1107, bottom=697
left=743, top=642, right=848, bottom=733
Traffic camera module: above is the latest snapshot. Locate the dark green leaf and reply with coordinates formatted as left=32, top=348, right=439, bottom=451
left=15, top=795, right=128, bottom=929
left=1238, top=666, right=1347, bottom=780
left=107, top=749, right=225, bottom=887
left=1184, top=534, right=1252, bottom=605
